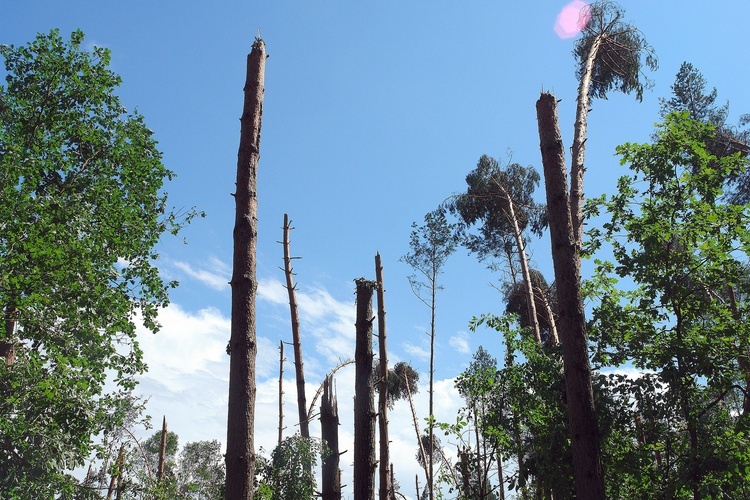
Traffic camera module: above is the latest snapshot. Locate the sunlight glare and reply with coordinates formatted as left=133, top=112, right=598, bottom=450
left=554, top=0, right=591, bottom=39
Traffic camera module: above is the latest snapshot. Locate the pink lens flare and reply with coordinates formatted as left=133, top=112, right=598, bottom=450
left=554, top=1, right=591, bottom=39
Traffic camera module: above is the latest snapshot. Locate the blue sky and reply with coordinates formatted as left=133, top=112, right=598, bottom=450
left=3, top=1, right=749, bottom=498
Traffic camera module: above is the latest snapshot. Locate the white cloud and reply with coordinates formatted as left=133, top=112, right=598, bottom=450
left=403, top=341, right=430, bottom=361
left=258, top=277, right=356, bottom=367
left=173, top=257, right=231, bottom=291
left=449, top=331, right=471, bottom=355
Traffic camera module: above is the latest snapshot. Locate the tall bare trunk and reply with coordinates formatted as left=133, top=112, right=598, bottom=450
left=321, top=375, right=341, bottom=500
left=375, top=253, right=391, bottom=500
left=570, top=35, right=603, bottom=247
left=497, top=183, right=542, bottom=344
left=536, top=92, right=604, bottom=500
left=157, top=416, right=167, bottom=481
left=106, top=444, right=125, bottom=500
left=428, top=283, right=436, bottom=500
left=226, top=36, right=266, bottom=500
left=278, top=340, right=285, bottom=445
left=282, top=214, right=309, bottom=438
left=354, top=278, right=377, bottom=500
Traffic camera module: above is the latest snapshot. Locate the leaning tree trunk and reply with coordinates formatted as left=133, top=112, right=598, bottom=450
left=282, top=213, right=309, bottom=438
left=354, top=278, right=377, bottom=500
left=497, top=183, right=542, bottom=344
left=375, top=253, right=391, bottom=500
left=536, top=92, right=605, bottom=500
left=321, top=375, right=342, bottom=500
left=226, top=36, right=266, bottom=500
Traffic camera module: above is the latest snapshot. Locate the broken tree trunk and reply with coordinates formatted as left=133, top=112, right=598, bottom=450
left=282, top=213, right=309, bottom=438
left=375, top=253, right=391, bottom=500
left=157, top=416, right=167, bottom=482
left=536, top=92, right=604, bottom=500
left=321, top=375, right=342, bottom=500
left=354, top=278, right=377, bottom=500
left=226, top=36, right=266, bottom=500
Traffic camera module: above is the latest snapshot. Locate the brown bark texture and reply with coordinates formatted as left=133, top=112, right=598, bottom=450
left=278, top=340, right=285, bottom=445
left=226, top=37, right=265, bottom=500
left=375, top=253, right=391, bottom=500
left=283, top=213, right=309, bottom=438
left=536, top=92, right=605, bottom=500
left=157, top=416, right=167, bottom=481
left=321, top=375, right=342, bottom=500
left=353, top=278, right=377, bottom=500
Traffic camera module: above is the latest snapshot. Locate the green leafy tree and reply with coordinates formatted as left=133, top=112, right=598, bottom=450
left=178, top=440, right=225, bottom=499
left=659, top=61, right=750, bottom=203
left=589, top=112, right=750, bottom=498
left=255, top=434, right=322, bottom=500
left=402, top=208, right=457, bottom=500
left=0, top=29, right=198, bottom=498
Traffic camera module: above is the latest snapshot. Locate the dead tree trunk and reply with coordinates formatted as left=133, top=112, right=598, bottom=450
left=226, top=36, right=266, bottom=500
left=536, top=92, right=604, bottom=500
left=278, top=340, right=285, bottom=445
left=282, top=214, right=309, bottom=438
left=375, top=253, right=391, bottom=500
left=106, top=444, right=125, bottom=500
left=321, top=375, right=342, bottom=500
left=354, top=278, right=377, bottom=500
left=157, top=416, right=167, bottom=482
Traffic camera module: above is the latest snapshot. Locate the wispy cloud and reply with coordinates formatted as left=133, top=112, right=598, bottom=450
left=173, top=257, right=231, bottom=291
left=258, top=277, right=356, bottom=367
left=403, top=341, right=430, bottom=361
left=449, top=331, right=471, bottom=355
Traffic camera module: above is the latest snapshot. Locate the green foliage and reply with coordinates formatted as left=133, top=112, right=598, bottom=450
left=177, top=440, right=225, bottom=499
left=574, top=0, right=658, bottom=101
left=0, top=29, right=199, bottom=497
left=402, top=208, right=457, bottom=300
left=255, top=434, right=322, bottom=500
left=588, top=111, right=750, bottom=497
left=373, top=360, right=420, bottom=409
left=448, top=155, right=547, bottom=265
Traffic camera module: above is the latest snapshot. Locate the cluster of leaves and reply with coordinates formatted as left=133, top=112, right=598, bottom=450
left=0, top=30, right=200, bottom=497
left=255, top=434, right=323, bottom=500
left=585, top=111, right=750, bottom=497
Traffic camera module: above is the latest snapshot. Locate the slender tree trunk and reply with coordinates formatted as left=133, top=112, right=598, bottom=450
left=536, top=286, right=559, bottom=346
left=106, top=444, right=125, bottom=500
left=282, top=214, right=309, bottom=438
left=570, top=35, right=603, bottom=247
left=497, top=451, right=505, bottom=500
left=536, top=92, right=605, bottom=500
left=321, top=375, right=342, bottom=500
left=278, top=340, right=285, bottom=445
left=428, top=280, right=436, bottom=500
left=405, top=372, right=429, bottom=484
left=2, top=306, right=17, bottom=367
left=157, top=416, right=167, bottom=481
left=375, top=253, right=391, bottom=500
left=354, top=278, right=377, bottom=500
left=497, top=183, right=542, bottom=344
left=226, top=36, right=266, bottom=500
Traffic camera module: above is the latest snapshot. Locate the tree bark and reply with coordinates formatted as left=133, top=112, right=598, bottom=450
left=226, top=36, right=265, bottom=500
left=321, top=375, right=342, bottom=500
left=283, top=213, right=309, bottom=438
left=157, top=416, right=167, bottom=481
left=354, top=278, right=377, bottom=500
left=536, top=92, right=605, bottom=500
left=278, top=340, right=285, bottom=445
left=2, top=306, right=17, bottom=367
left=375, top=253, right=391, bottom=500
